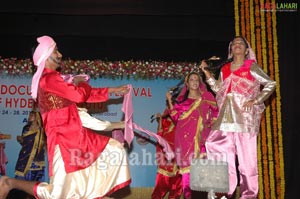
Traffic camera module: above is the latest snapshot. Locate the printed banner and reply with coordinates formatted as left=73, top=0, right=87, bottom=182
left=0, top=75, right=180, bottom=187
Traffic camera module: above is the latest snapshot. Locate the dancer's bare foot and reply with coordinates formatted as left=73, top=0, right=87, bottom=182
left=0, top=176, right=12, bottom=199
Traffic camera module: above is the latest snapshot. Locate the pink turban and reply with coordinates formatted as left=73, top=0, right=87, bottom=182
left=31, top=36, right=56, bottom=100
left=227, top=36, right=257, bottom=62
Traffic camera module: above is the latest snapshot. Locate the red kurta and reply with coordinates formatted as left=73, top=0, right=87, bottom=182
left=156, top=117, right=177, bottom=174
left=38, top=68, right=110, bottom=176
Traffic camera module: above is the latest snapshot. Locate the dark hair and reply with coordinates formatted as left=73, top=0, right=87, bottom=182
left=177, top=72, right=203, bottom=104
left=206, top=57, right=233, bottom=72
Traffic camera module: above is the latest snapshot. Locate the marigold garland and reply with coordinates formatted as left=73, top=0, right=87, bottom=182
left=271, top=5, right=285, bottom=196
left=234, top=0, right=284, bottom=198
left=0, top=57, right=204, bottom=80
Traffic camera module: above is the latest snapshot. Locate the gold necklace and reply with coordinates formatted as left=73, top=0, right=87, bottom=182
left=231, top=62, right=243, bottom=70
left=231, top=62, right=243, bottom=67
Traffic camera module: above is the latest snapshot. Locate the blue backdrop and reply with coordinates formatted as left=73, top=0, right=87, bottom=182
left=0, top=75, right=180, bottom=187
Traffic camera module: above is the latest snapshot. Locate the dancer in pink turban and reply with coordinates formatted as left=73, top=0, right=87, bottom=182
left=0, top=35, right=131, bottom=199
left=201, top=36, right=276, bottom=199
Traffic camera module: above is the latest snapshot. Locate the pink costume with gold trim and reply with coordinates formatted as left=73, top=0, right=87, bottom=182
left=206, top=59, right=276, bottom=198
left=170, top=83, right=218, bottom=199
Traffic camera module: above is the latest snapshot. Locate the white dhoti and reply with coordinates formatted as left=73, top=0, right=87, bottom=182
left=35, top=139, right=131, bottom=199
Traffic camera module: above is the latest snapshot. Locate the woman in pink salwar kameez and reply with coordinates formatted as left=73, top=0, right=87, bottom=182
left=201, top=36, right=276, bottom=199
left=166, top=72, right=218, bottom=199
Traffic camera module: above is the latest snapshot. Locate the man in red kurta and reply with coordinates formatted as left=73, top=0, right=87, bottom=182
left=0, top=35, right=131, bottom=199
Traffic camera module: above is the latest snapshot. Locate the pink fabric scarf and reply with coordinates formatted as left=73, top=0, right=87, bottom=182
left=122, top=84, right=175, bottom=161
left=122, top=84, right=135, bottom=145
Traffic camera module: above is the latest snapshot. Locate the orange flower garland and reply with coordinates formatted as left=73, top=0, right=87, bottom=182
left=234, top=0, right=285, bottom=198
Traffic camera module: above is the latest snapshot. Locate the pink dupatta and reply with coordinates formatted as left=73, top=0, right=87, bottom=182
left=120, top=84, right=175, bottom=161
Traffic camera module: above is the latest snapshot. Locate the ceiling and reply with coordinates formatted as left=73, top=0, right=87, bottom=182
left=0, top=0, right=234, bottom=61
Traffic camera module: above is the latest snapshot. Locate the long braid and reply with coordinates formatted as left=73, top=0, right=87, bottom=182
left=177, top=89, right=189, bottom=104
left=207, top=57, right=233, bottom=72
